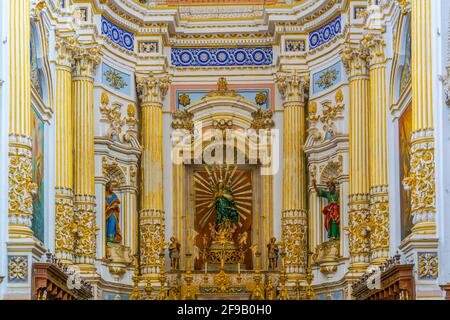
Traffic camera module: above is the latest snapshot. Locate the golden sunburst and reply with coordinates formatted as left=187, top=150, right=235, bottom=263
left=194, top=164, right=252, bottom=229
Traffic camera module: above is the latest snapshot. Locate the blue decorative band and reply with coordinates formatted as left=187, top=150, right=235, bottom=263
left=171, top=47, right=273, bottom=67
left=101, top=16, right=135, bottom=52
left=309, top=15, right=342, bottom=50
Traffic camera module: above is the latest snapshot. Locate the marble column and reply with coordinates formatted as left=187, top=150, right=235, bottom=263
left=72, top=45, right=101, bottom=273
left=276, top=71, right=309, bottom=276
left=54, top=36, right=77, bottom=263
left=364, top=33, right=390, bottom=266
left=136, top=73, right=170, bottom=277
left=342, top=44, right=371, bottom=273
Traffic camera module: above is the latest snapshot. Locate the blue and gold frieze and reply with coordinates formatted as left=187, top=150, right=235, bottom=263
left=309, top=15, right=342, bottom=50
left=285, top=39, right=306, bottom=53
left=138, top=41, right=159, bottom=54
left=171, top=47, right=273, bottom=67
left=102, top=63, right=132, bottom=96
left=312, top=62, right=343, bottom=94
left=175, top=89, right=271, bottom=110
left=101, top=16, right=135, bottom=52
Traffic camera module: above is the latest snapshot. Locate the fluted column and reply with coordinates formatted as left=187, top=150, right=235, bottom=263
left=54, top=36, right=77, bottom=263
left=403, top=0, right=436, bottom=234
left=276, top=71, right=309, bottom=275
left=72, top=45, right=101, bottom=273
left=8, top=0, right=36, bottom=238
left=364, top=34, right=390, bottom=265
left=136, top=73, right=170, bottom=276
left=342, top=44, right=371, bottom=273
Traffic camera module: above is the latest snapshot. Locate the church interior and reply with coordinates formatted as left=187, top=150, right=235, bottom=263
left=1, top=0, right=450, bottom=301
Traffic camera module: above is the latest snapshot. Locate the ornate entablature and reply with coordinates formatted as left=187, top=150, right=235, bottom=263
left=101, top=16, right=135, bottom=52
left=309, top=15, right=342, bottom=50
left=171, top=47, right=273, bottom=68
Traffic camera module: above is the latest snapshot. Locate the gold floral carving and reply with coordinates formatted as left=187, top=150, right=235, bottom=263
left=403, top=138, right=436, bottom=227
left=140, top=211, right=165, bottom=274
left=347, top=197, right=371, bottom=271
left=74, top=200, right=98, bottom=263
left=251, top=108, right=274, bottom=130
left=8, top=256, right=28, bottom=281
left=281, top=210, right=307, bottom=274
left=8, top=148, right=37, bottom=228
left=55, top=195, right=76, bottom=261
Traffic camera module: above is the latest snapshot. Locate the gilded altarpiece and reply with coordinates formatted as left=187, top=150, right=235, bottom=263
left=193, top=169, right=253, bottom=270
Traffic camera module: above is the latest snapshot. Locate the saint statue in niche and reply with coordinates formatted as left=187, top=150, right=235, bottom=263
left=208, top=179, right=239, bottom=240
left=105, top=181, right=122, bottom=244
left=313, top=179, right=340, bottom=240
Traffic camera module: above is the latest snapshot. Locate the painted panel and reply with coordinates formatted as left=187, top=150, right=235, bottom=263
left=102, top=63, right=132, bottom=96
left=171, top=47, right=273, bottom=67
left=312, top=62, right=342, bottom=94
left=31, top=109, right=45, bottom=242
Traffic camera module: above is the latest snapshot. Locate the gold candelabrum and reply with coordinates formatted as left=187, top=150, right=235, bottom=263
left=303, top=251, right=316, bottom=300
left=277, top=252, right=290, bottom=300
left=144, top=278, right=153, bottom=300
left=251, top=252, right=264, bottom=300
left=130, top=255, right=142, bottom=300
left=184, top=253, right=194, bottom=300
left=157, top=251, right=169, bottom=300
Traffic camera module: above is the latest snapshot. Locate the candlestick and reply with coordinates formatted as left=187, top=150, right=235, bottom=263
left=238, top=263, right=241, bottom=274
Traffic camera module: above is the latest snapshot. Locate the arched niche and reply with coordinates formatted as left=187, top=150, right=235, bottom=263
left=170, top=88, right=276, bottom=271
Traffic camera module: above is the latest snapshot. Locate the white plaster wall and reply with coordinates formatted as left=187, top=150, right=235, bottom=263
left=0, top=0, right=10, bottom=299
left=438, top=0, right=450, bottom=287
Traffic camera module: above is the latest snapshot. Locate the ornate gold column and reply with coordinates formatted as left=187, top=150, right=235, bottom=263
left=276, top=71, right=309, bottom=276
left=54, top=36, right=77, bottom=263
left=8, top=0, right=36, bottom=238
left=403, top=0, right=436, bottom=235
left=364, top=34, right=390, bottom=265
left=342, top=44, right=371, bottom=273
left=136, top=73, right=170, bottom=276
left=72, top=45, right=101, bottom=273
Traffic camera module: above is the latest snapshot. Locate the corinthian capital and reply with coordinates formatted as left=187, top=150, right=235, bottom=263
left=72, top=45, right=101, bottom=79
left=275, top=71, right=309, bottom=105
left=361, top=33, right=386, bottom=68
left=55, top=35, right=77, bottom=69
left=136, top=73, right=171, bottom=106
left=341, top=42, right=370, bottom=78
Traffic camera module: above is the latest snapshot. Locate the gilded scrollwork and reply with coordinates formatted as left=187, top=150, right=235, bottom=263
left=74, top=199, right=98, bottom=264
left=140, top=210, right=165, bottom=274
left=55, top=194, right=76, bottom=261
left=347, top=197, right=371, bottom=271
left=8, top=147, right=37, bottom=228
left=418, top=252, right=438, bottom=280
left=281, top=210, right=307, bottom=274
left=8, top=256, right=28, bottom=282
left=369, top=190, right=390, bottom=264
left=403, top=137, right=436, bottom=226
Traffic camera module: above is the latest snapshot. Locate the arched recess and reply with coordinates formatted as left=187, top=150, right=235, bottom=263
left=171, top=91, right=276, bottom=270
left=389, top=12, right=412, bottom=116
left=29, top=20, right=53, bottom=245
